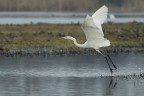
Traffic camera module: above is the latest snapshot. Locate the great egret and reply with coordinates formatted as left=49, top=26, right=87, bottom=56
left=63, top=5, right=117, bottom=74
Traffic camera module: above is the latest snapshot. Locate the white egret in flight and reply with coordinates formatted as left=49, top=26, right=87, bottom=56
left=63, top=5, right=117, bottom=74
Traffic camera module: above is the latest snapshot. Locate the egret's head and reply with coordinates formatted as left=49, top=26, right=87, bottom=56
left=63, top=36, right=74, bottom=40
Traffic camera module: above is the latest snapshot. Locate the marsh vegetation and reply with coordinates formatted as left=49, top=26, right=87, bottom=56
left=0, top=23, right=143, bottom=55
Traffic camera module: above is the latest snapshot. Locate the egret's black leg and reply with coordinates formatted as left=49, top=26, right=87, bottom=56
left=105, top=57, right=113, bottom=74
left=107, top=55, right=117, bottom=70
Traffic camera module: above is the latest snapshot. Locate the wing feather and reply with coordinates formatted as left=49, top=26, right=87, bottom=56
left=82, top=16, right=105, bottom=43
left=81, top=6, right=110, bottom=48
left=92, top=5, right=108, bottom=24
left=92, top=5, right=108, bottom=32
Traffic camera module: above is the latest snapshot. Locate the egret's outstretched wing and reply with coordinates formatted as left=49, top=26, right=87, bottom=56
left=92, top=5, right=108, bottom=24
left=81, top=15, right=110, bottom=47
left=81, top=5, right=110, bottom=48
left=92, top=5, right=108, bottom=32
left=82, top=15, right=104, bottom=42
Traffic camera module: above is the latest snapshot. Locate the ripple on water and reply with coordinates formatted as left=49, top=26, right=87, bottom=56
left=0, top=69, right=144, bottom=78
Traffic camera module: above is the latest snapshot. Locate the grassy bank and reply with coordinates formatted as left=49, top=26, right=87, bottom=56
left=0, top=23, right=144, bottom=55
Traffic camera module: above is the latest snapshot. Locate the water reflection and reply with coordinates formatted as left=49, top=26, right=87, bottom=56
left=106, top=77, right=117, bottom=96
left=0, top=75, right=144, bottom=96
left=0, top=53, right=144, bottom=96
left=0, top=76, right=115, bottom=96
left=108, top=77, right=117, bottom=89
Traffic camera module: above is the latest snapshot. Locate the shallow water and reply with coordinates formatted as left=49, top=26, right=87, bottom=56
left=0, top=12, right=144, bottom=24
left=0, top=53, right=144, bottom=77
left=0, top=53, right=144, bottom=96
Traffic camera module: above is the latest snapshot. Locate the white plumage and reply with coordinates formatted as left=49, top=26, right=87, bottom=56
left=64, top=5, right=110, bottom=53
left=63, top=5, right=117, bottom=74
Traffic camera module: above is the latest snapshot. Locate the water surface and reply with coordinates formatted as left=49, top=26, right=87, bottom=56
left=0, top=12, right=144, bottom=24
left=0, top=53, right=144, bottom=96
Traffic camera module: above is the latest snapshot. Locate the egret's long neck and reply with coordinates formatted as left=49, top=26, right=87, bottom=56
left=67, top=37, right=86, bottom=48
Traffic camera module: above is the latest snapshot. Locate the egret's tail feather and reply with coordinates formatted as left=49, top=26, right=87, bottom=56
left=100, top=39, right=110, bottom=47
